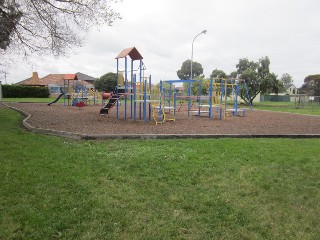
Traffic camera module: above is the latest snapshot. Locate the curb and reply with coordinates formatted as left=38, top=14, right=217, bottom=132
left=2, top=103, right=85, bottom=140
left=2, top=103, right=320, bottom=140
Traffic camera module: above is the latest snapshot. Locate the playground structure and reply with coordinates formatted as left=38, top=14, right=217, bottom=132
left=99, top=47, right=252, bottom=124
left=158, top=78, right=252, bottom=122
left=48, top=74, right=102, bottom=106
left=99, top=47, right=178, bottom=124
left=100, top=47, right=161, bottom=123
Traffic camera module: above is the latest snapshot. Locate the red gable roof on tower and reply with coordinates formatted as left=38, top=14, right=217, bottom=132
left=63, top=74, right=78, bottom=80
left=116, top=47, right=143, bottom=60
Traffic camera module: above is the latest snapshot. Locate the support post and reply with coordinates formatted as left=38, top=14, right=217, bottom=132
left=234, top=81, right=239, bottom=115
left=149, top=75, right=152, bottom=120
left=244, top=82, right=252, bottom=111
left=169, top=83, right=172, bottom=108
left=68, top=80, right=70, bottom=106
left=198, top=80, right=201, bottom=116
left=139, top=60, right=142, bottom=119
left=133, top=74, right=137, bottom=121
left=209, top=80, right=213, bottom=119
left=188, top=82, right=191, bottom=117
left=174, top=90, right=177, bottom=119
left=224, top=79, right=228, bottom=119
left=124, top=56, right=127, bottom=120
left=160, top=80, right=163, bottom=116
left=63, top=79, right=66, bottom=106
left=116, top=58, right=119, bottom=119
left=144, top=79, right=147, bottom=123
left=131, top=59, right=134, bottom=118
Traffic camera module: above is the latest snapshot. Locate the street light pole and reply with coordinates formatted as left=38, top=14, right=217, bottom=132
left=190, top=30, right=207, bottom=79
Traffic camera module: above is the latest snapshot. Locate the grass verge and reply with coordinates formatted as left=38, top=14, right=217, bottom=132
left=253, top=101, right=320, bottom=115
left=2, top=98, right=60, bottom=103
left=0, top=107, right=320, bottom=239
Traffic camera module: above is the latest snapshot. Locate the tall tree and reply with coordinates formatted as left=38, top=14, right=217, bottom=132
left=183, top=76, right=209, bottom=96
left=281, top=73, right=293, bottom=85
left=210, top=69, right=227, bottom=79
left=177, top=59, right=203, bottom=80
left=300, top=74, right=320, bottom=96
left=0, top=0, right=120, bottom=66
left=236, top=56, right=279, bottom=104
left=229, top=71, right=238, bottom=78
left=236, top=58, right=257, bottom=74
left=270, top=74, right=285, bottom=95
left=94, top=72, right=123, bottom=92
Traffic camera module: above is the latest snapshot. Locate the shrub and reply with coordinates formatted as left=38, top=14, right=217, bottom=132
left=94, top=73, right=117, bottom=92
left=2, top=85, right=50, bottom=98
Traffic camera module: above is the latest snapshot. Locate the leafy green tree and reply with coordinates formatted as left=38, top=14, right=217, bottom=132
left=210, top=69, right=227, bottom=80
left=192, top=77, right=209, bottom=96
left=300, top=74, right=320, bottom=96
left=177, top=59, right=203, bottom=80
left=237, top=58, right=257, bottom=74
left=94, top=73, right=117, bottom=92
left=236, top=56, right=279, bottom=104
left=229, top=71, right=238, bottom=78
left=281, top=73, right=293, bottom=85
left=182, top=76, right=209, bottom=96
left=270, top=74, right=285, bottom=95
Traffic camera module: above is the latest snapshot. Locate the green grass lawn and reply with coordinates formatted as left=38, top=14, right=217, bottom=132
left=1, top=107, right=320, bottom=239
left=253, top=101, right=320, bottom=115
left=2, top=97, right=62, bottom=103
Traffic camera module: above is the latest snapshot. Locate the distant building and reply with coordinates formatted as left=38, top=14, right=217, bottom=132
left=75, top=72, right=96, bottom=84
left=175, top=86, right=184, bottom=93
left=17, top=72, right=96, bottom=94
left=283, top=83, right=299, bottom=95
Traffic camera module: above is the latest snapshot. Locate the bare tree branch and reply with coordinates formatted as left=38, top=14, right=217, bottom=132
left=0, top=0, right=121, bottom=71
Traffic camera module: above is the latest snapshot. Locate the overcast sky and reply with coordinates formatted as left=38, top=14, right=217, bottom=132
left=2, top=0, right=320, bottom=87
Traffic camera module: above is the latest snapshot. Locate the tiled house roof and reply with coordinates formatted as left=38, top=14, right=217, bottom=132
left=19, top=77, right=32, bottom=84
left=76, top=72, right=96, bottom=81
left=17, top=74, right=64, bottom=86
left=17, top=73, right=95, bottom=87
left=175, top=86, right=184, bottom=91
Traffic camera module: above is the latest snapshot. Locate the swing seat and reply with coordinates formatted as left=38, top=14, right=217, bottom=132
left=225, top=108, right=246, bottom=116
left=75, top=101, right=85, bottom=108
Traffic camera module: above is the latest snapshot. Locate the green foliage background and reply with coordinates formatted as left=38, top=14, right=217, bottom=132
left=2, top=85, right=50, bottom=98
left=94, top=73, right=117, bottom=92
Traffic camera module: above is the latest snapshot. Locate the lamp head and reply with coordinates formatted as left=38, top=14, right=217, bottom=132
left=202, top=30, right=207, bottom=34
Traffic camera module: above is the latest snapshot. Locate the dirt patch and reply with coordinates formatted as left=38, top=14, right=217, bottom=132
left=5, top=102, right=320, bottom=135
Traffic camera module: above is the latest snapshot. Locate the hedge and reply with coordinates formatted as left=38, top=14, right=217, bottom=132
left=2, top=85, right=50, bottom=98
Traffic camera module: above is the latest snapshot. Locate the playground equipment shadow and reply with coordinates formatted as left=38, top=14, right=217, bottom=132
left=3, top=102, right=320, bottom=139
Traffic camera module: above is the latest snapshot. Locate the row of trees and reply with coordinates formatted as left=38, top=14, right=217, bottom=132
left=177, top=57, right=290, bottom=104
left=177, top=57, right=320, bottom=102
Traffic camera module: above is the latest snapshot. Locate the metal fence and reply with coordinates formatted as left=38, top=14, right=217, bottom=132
left=260, top=95, right=320, bottom=110
left=261, top=95, right=320, bottom=102
left=261, top=95, right=290, bottom=102
left=292, top=95, right=320, bottom=109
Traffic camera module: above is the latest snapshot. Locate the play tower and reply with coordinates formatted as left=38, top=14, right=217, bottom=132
left=100, top=47, right=155, bottom=122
